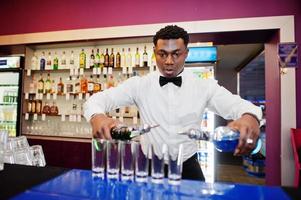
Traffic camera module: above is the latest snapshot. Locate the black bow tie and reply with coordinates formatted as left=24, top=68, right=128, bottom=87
left=159, top=76, right=182, bottom=87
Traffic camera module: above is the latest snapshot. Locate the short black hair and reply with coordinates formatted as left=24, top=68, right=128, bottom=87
left=153, top=25, right=189, bottom=47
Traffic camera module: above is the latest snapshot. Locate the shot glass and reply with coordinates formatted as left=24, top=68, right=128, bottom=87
left=134, top=142, right=149, bottom=182
left=120, top=140, right=135, bottom=181
left=91, top=139, right=107, bottom=178
left=29, top=145, right=46, bottom=167
left=168, top=144, right=184, bottom=185
left=106, top=140, right=120, bottom=179
left=151, top=143, right=168, bottom=184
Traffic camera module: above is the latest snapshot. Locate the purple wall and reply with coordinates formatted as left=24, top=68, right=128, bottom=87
left=1, top=0, right=300, bottom=185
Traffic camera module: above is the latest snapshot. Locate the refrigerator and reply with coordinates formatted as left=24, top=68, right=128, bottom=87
left=0, top=56, right=24, bottom=137
left=185, top=46, right=217, bottom=183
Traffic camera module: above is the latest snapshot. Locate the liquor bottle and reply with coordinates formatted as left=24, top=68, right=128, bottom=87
left=57, top=77, right=64, bottom=95
left=126, top=48, right=132, bottom=67
left=42, top=102, right=51, bottom=115
left=95, top=49, right=100, bottom=68
left=66, top=76, right=74, bottom=93
left=179, top=126, right=262, bottom=155
left=116, top=50, right=121, bottom=68
left=90, top=49, right=95, bottom=69
left=37, top=74, right=44, bottom=94
left=31, top=97, right=36, bottom=114
left=40, top=52, right=46, bottom=70
left=135, top=47, right=140, bottom=67
left=74, top=76, right=81, bottom=94
left=121, top=48, right=126, bottom=68
left=31, top=52, right=38, bottom=70
left=93, top=75, right=101, bottom=93
left=79, top=49, right=86, bottom=69
left=51, top=80, right=56, bottom=94
left=27, top=96, right=32, bottom=113
left=109, top=48, right=115, bottom=68
left=36, top=99, right=42, bottom=115
left=70, top=50, right=75, bottom=66
left=143, top=46, right=148, bottom=67
left=50, top=102, right=59, bottom=115
left=53, top=52, right=59, bottom=70
left=87, top=75, right=94, bottom=94
left=61, top=51, right=67, bottom=68
left=110, top=124, right=159, bottom=140
left=45, top=73, right=52, bottom=93
left=100, top=49, right=105, bottom=68
left=107, top=75, right=115, bottom=88
left=29, top=75, right=37, bottom=94
left=47, top=52, right=52, bottom=68
left=104, top=48, right=109, bottom=68
left=80, top=75, right=88, bottom=93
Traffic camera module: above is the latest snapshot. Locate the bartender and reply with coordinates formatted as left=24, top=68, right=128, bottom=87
left=83, top=25, right=262, bottom=181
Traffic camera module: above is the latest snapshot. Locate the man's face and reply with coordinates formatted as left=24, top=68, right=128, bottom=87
left=154, top=38, right=188, bottom=77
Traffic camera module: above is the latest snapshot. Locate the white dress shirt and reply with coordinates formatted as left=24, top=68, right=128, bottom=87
left=84, top=69, right=262, bottom=161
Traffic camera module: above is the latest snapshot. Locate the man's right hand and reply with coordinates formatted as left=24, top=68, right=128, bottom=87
left=90, top=114, right=119, bottom=139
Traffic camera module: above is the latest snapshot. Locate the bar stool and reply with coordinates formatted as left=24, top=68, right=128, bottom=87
left=291, top=128, right=301, bottom=187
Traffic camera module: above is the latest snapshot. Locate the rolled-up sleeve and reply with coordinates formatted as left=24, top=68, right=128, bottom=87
left=83, top=76, right=140, bottom=122
left=206, top=79, right=262, bottom=121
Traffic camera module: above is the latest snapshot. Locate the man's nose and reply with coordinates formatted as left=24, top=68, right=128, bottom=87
left=165, top=54, right=174, bottom=65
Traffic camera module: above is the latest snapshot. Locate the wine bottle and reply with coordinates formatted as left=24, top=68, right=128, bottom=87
left=61, top=51, right=66, bottom=68
left=116, top=50, right=121, bottom=68
left=90, top=49, right=95, bottom=69
left=135, top=47, right=140, bottom=67
left=104, top=48, right=109, bottom=68
left=37, top=74, right=44, bottom=94
left=57, top=77, right=64, bottom=95
left=45, top=73, right=52, bottom=93
left=143, top=46, right=148, bottom=67
left=95, top=49, right=100, bottom=68
left=109, top=48, right=115, bottom=68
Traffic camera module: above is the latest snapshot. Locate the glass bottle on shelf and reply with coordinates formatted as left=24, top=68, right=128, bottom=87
left=70, top=50, right=75, bottom=66
left=42, top=102, right=51, bottom=115
left=29, top=75, right=37, bottom=94
left=80, top=75, right=88, bottom=93
left=74, top=76, right=81, bottom=94
left=47, top=52, right=52, bottom=68
left=93, top=75, right=101, bottom=93
left=31, top=97, right=36, bottom=114
left=143, top=45, right=148, bottom=67
left=57, top=77, right=64, bottom=95
left=90, top=49, right=95, bottom=69
left=45, top=73, right=52, bottom=94
left=40, top=52, right=46, bottom=70
left=36, top=99, right=42, bottom=115
left=53, top=52, right=59, bottom=70
left=109, top=48, right=115, bottom=68
left=100, top=49, right=105, bottom=68
left=87, top=75, right=94, bottom=94
left=27, top=96, right=32, bottom=113
left=95, top=49, right=100, bottom=68
left=107, top=75, right=115, bottom=88
left=66, top=76, right=74, bottom=94
left=151, top=51, right=156, bottom=70
left=121, top=48, right=126, bottom=68
left=51, top=80, right=56, bottom=94
left=104, top=48, right=109, bottom=68
left=31, top=52, right=38, bottom=70
left=50, top=102, right=59, bottom=115
left=61, top=51, right=66, bottom=68
left=79, top=49, right=86, bottom=69
left=135, top=47, right=140, bottom=67
left=37, top=74, right=44, bottom=94
left=127, top=48, right=132, bottom=67
left=116, top=49, right=121, bottom=68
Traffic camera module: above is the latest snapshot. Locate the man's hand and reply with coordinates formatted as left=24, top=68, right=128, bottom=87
left=227, top=114, right=260, bottom=156
left=90, top=114, right=119, bottom=139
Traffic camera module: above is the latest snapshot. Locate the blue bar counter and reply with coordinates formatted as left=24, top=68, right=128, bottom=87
left=10, top=169, right=294, bottom=200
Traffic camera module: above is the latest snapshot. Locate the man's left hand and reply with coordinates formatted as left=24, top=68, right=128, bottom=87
left=227, top=114, right=260, bottom=156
